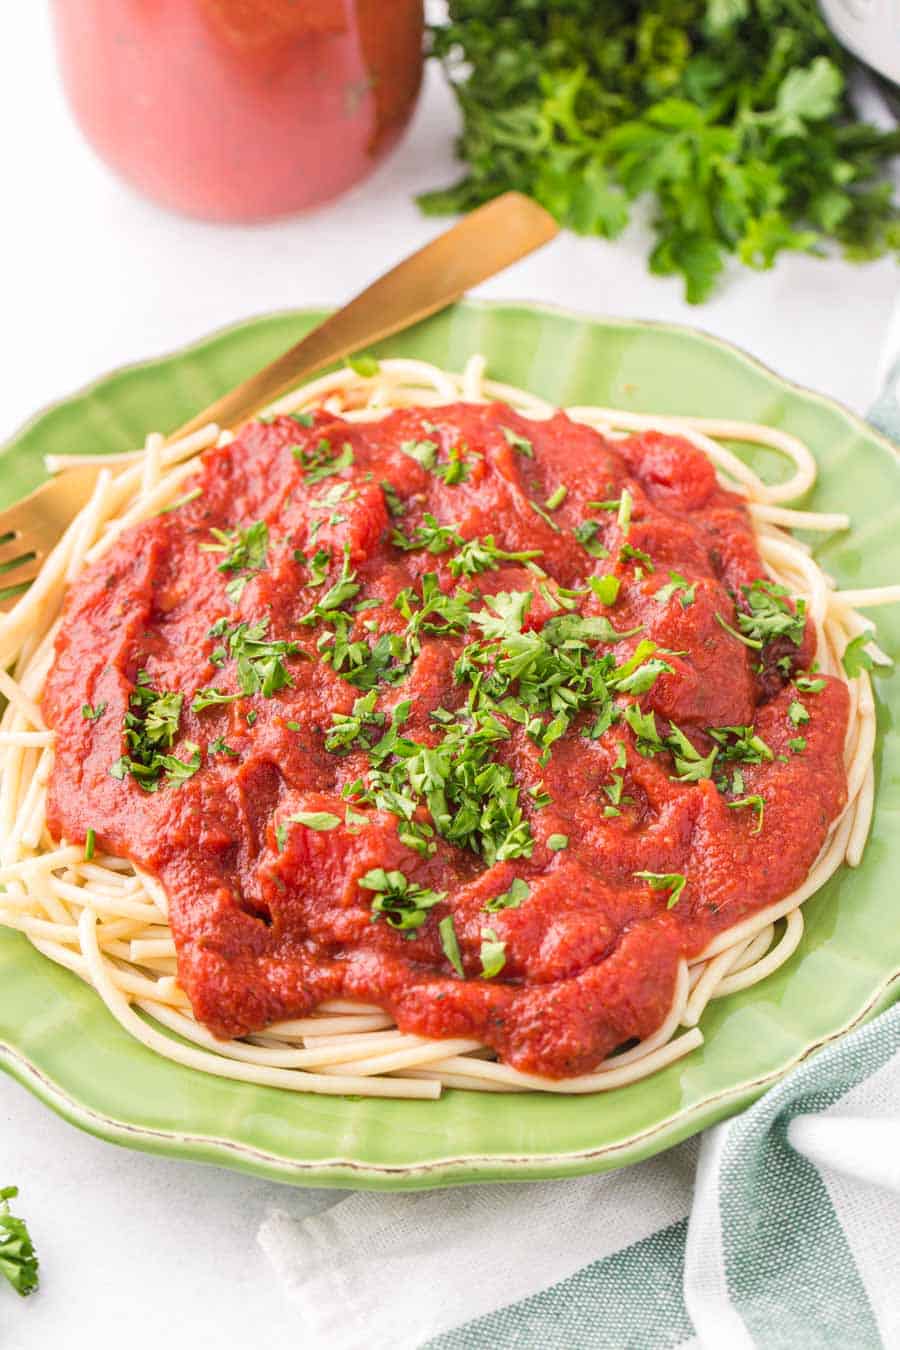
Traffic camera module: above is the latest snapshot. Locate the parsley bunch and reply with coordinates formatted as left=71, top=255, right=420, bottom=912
left=421, top=1, right=900, bottom=301
left=0, top=1188, right=38, bottom=1297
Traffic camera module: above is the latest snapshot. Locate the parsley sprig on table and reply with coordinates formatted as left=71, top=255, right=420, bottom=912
left=421, top=1, right=900, bottom=302
left=0, top=1188, right=39, bottom=1297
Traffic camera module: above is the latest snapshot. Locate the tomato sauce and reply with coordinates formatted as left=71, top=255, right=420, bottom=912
left=51, top=0, right=424, bottom=221
left=44, top=404, right=849, bottom=1077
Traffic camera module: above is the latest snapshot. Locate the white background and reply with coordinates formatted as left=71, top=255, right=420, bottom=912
left=0, top=6, right=897, bottom=1350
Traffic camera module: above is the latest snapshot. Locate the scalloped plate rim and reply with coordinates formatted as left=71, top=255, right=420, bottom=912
left=1, top=299, right=898, bottom=1189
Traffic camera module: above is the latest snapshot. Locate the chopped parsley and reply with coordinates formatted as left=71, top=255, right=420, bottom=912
left=209, top=737, right=239, bottom=758
left=380, top=480, right=406, bottom=517
left=293, top=439, right=354, bottom=485
left=485, top=877, right=530, bottom=912
left=574, top=520, right=609, bottom=558
left=547, top=833, right=568, bottom=851
left=796, top=675, right=826, bottom=693
left=400, top=438, right=439, bottom=470
left=589, top=575, right=620, bottom=605
left=500, top=426, right=533, bottom=457
left=227, top=618, right=303, bottom=697
left=449, top=535, right=543, bottom=578
left=634, top=871, right=687, bottom=908
left=528, top=498, right=561, bottom=532
left=288, top=810, right=341, bottom=831
left=653, top=572, right=697, bottom=608
left=191, top=686, right=240, bottom=712
left=666, top=724, right=717, bottom=782
left=788, top=699, right=810, bottom=726
left=619, top=542, right=653, bottom=572
left=159, top=487, right=202, bottom=515
left=728, top=794, right=765, bottom=833
left=347, top=352, right=380, bottom=377
left=109, top=678, right=201, bottom=791
left=545, top=484, right=567, bottom=511
left=708, top=724, right=774, bottom=765
left=392, top=514, right=463, bottom=555
left=81, top=700, right=107, bottom=722
left=479, top=927, right=506, bottom=978
left=788, top=736, right=807, bottom=754
left=360, top=868, right=446, bottom=933
left=439, top=913, right=465, bottom=974
left=617, top=488, right=633, bottom=536
left=842, top=634, right=875, bottom=678
left=84, top=828, right=96, bottom=861
left=205, top=520, right=270, bottom=602
left=719, top=579, right=807, bottom=651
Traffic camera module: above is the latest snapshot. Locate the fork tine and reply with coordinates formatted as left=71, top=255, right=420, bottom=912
left=0, top=558, right=43, bottom=607
left=0, top=534, right=38, bottom=569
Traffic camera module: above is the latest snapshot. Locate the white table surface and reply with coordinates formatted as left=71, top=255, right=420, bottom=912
left=1, top=8, right=897, bottom=1350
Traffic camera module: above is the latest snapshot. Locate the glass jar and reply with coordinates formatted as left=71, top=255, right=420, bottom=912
left=51, top=0, right=425, bottom=222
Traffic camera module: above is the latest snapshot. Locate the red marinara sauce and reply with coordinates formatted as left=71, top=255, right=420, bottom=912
left=44, top=403, right=849, bottom=1078
left=51, top=0, right=424, bottom=221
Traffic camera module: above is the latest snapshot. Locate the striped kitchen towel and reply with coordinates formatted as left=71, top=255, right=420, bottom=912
left=258, top=999, right=900, bottom=1349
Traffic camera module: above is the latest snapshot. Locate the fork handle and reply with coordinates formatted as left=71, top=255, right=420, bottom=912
left=167, top=192, right=558, bottom=442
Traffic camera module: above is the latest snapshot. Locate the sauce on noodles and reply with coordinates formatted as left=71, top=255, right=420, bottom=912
left=43, top=404, right=848, bottom=1077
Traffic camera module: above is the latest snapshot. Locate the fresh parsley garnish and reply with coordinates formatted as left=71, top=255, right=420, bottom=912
left=842, top=635, right=874, bottom=678
left=348, top=352, right=380, bottom=377
left=485, top=877, right=530, bottom=912
left=205, top=520, right=270, bottom=602
left=293, top=439, right=354, bottom=485
left=634, top=871, right=687, bottom=908
left=500, top=426, right=533, bottom=457
left=358, top=868, right=446, bottom=933
left=81, top=701, right=107, bottom=722
left=574, top=520, right=609, bottom=559
left=0, top=1187, right=39, bottom=1296
left=653, top=572, right=697, bottom=608
left=439, top=913, right=465, bottom=974
left=479, top=927, right=506, bottom=978
left=728, top=795, right=765, bottom=833
left=191, top=687, right=240, bottom=712
left=109, top=679, right=200, bottom=791
left=589, top=575, right=620, bottom=605
left=420, top=7, right=900, bottom=303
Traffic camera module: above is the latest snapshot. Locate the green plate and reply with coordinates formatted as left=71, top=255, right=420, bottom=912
left=2, top=301, right=899, bottom=1189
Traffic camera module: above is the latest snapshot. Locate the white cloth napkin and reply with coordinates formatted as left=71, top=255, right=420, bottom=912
left=258, top=1146, right=698, bottom=1350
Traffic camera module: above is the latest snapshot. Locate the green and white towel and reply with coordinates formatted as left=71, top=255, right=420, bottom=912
left=259, top=1002, right=900, bottom=1348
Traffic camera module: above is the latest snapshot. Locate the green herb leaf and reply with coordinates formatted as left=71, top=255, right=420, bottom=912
left=84, top=828, right=96, bottom=861
left=439, top=913, right=465, bottom=975
left=653, top=571, right=697, bottom=608
left=574, top=520, right=609, bottom=559
left=0, top=1187, right=39, bottom=1296
left=360, top=868, right=446, bottom=932
left=81, top=701, right=107, bottom=722
left=485, top=877, right=530, bottom=912
left=287, top=811, right=342, bottom=831
left=589, top=574, right=620, bottom=605
left=348, top=352, right=380, bottom=377
left=634, top=870, right=687, bottom=908
left=479, top=927, right=506, bottom=979
left=500, top=426, right=533, bottom=457
left=842, top=635, right=874, bottom=678
left=728, top=794, right=765, bottom=833
left=547, top=833, right=568, bottom=851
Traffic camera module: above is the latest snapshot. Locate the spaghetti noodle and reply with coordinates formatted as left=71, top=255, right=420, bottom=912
left=0, top=356, right=895, bottom=1098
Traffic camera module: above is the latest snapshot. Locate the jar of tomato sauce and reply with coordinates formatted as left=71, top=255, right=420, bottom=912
left=51, top=0, right=425, bottom=222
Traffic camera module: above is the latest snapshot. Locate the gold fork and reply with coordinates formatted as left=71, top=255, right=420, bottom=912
left=0, top=192, right=558, bottom=610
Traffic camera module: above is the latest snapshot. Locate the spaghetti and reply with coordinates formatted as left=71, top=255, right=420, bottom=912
left=0, top=356, right=895, bottom=1098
